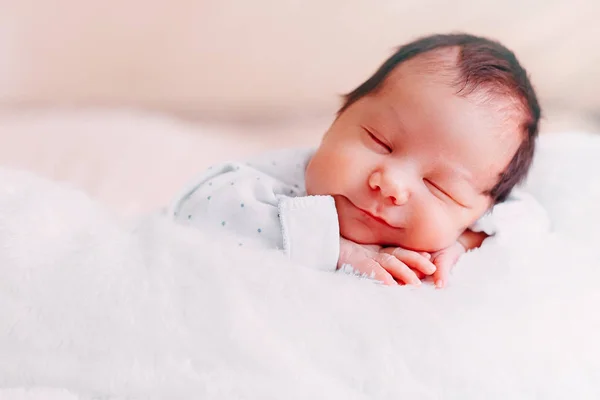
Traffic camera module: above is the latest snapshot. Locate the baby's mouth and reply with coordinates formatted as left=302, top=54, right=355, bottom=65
left=357, top=207, right=395, bottom=228
left=341, top=196, right=399, bottom=229
left=356, top=207, right=391, bottom=226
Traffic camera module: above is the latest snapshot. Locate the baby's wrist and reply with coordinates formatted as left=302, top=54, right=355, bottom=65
left=457, top=230, right=488, bottom=251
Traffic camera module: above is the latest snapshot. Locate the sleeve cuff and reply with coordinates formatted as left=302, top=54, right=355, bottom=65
left=278, top=195, right=340, bottom=272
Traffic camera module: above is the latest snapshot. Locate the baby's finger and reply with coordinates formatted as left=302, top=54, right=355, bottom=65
left=432, top=254, right=453, bottom=288
left=383, top=247, right=437, bottom=276
left=358, top=259, right=398, bottom=286
left=376, top=253, right=421, bottom=286
left=412, top=269, right=426, bottom=279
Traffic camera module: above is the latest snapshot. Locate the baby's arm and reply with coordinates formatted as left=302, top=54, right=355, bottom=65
left=431, top=188, right=550, bottom=288
left=168, top=154, right=340, bottom=272
left=457, top=230, right=488, bottom=250
left=469, top=188, right=550, bottom=239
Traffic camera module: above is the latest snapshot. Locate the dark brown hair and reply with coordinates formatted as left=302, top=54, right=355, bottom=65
left=339, top=33, right=541, bottom=203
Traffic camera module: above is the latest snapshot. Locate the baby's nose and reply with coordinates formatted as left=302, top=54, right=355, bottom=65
left=368, top=170, right=410, bottom=206
left=392, top=190, right=410, bottom=206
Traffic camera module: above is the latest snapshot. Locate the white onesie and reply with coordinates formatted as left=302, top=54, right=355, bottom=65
left=167, top=148, right=549, bottom=272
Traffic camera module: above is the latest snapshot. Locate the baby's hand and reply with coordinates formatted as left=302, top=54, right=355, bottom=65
left=379, top=246, right=438, bottom=285
left=338, top=237, right=436, bottom=286
left=430, top=230, right=488, bottom=288
left=430, top=242, right=466, bottom=289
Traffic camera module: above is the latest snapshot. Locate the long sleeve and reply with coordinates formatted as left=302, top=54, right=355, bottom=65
left=278, top=196, right=339, bottom=272
left=167, top=149, right=340, bottom=272
left=469, top=188, right=551, bottom=242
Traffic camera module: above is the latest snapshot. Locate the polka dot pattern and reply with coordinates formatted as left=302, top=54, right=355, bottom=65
left=172, top=149, right=316, bottom=260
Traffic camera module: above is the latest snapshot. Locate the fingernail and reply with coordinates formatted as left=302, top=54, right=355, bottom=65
left=413, top=279, right=422, bottom=286
left=435, top=279, right=444, bottom=288
left=427, top=265, right=437, bottom=274
left=422, top=252, right=431, bottom=260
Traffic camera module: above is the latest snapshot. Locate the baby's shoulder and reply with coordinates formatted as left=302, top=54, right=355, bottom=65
left=244, top=147, right=315, bottom=188
left=245, top=147, right=314, bottom=171
left=168, top=147, right=315, bottom=219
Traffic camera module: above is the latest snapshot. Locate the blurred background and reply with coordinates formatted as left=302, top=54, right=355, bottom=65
left=0, top=0, right=599, bottom=214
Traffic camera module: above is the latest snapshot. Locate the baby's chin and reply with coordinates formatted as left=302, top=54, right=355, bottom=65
left=339, top=217, right=453, bottom=252
left=338, top=218, right=409, bottom=249
left=338, top=220, right=381, bottom=246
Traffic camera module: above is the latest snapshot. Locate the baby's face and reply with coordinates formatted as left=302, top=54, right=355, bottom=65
left=305, top=61, right=522, bottom=252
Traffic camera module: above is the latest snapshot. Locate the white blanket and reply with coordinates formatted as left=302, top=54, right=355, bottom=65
left=0, top=132, right=599, bottom=399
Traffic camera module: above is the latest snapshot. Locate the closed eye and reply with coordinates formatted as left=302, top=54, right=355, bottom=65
left=366, top=130, right=392, bottom=153
left=424, top=179, right=466, bottom=207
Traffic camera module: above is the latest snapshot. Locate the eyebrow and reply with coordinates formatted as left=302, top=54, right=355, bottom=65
left=455, top=168, right=490, bottom=196
left=451, top=164, right=475, bottom=186
left=438, top=158, right=489, bottom=196
left=385, top=105, right=408, bottom=135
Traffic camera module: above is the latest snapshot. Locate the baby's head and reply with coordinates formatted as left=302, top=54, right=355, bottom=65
left=305, top=33, right=540, bottom=252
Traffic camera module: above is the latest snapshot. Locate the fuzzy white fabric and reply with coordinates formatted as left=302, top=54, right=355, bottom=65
left=0, top=132, right=599, bottom=399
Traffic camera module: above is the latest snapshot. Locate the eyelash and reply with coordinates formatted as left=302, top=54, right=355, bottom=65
left=424, top=179, right=455, bottom=202
left=366, top=130, right=392, bottom=153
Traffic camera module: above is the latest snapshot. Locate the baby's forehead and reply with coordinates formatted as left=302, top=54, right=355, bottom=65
left=382, top=49, right=527, bottom=115
left=379, top=55, right=526, bottom=139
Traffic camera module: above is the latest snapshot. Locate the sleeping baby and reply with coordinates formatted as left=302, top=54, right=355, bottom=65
left=168, top=33, right=548, bottom=288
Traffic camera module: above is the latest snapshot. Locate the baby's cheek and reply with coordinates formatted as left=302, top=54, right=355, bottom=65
left=413, top=207, right=459, bottom=250
left=307, top=148, right=354, bottom=195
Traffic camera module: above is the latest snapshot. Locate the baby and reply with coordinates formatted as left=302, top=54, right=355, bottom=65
left=168, top=33, right=547, bottom=288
